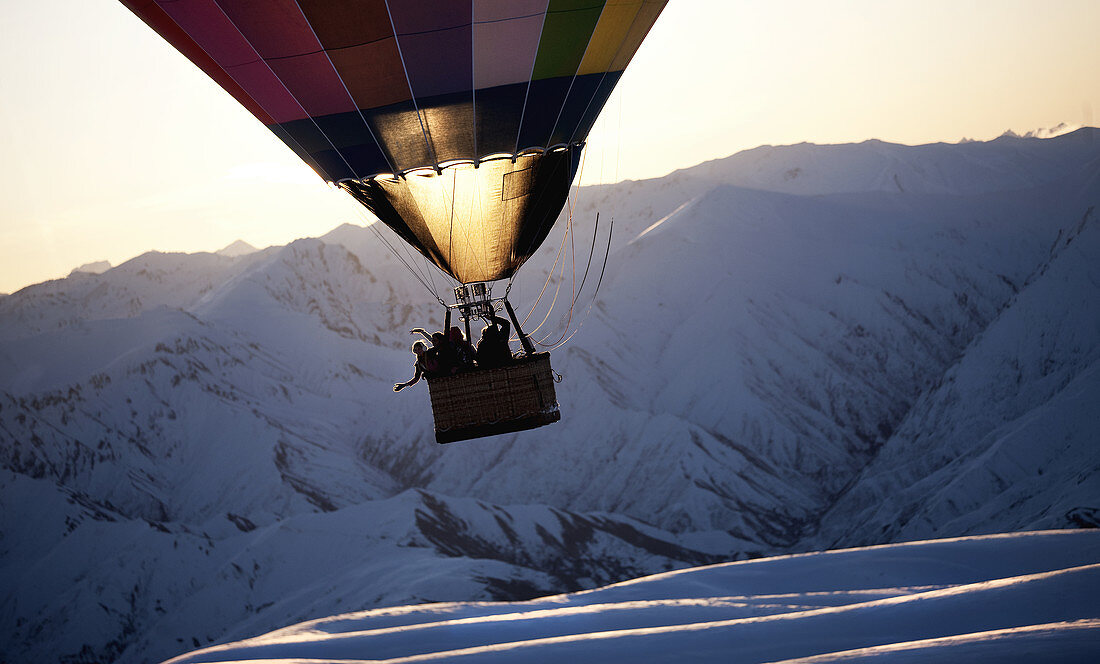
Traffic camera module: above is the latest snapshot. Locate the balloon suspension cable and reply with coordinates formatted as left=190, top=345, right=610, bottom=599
left=393, top=175, right=458, bottom=301
left=515, top=218, right=564, bottom=328
left=542, top=214, right=613, bottom=351
left=369, top=214, right=437, bottom=296
left=502, top=133, right=612, bottom=352
left=383, top=0, right=439, bottom=170
left=358, top=208, right=447, bottom=306
left=525, top=149, right=593, bottom=347
left=521, top=208, right=570, bottom=338
left=530, top=197, right=578, bottom=346
left=533, top=218, right=583, bottom=347
left=516, top=145, right=588, bottom=333
left=573, top=213, right=603, bottom=313
left=533, top=87, right=623, bottom=350
left=527, top=227, right=571, bottom=344
left=536, top=211, right=601, bottom=347
left=504, top=143, right=582, bottom=297
left=447, top=283, right=534, bottom=355
left=536, top=88, right=623, bottom=351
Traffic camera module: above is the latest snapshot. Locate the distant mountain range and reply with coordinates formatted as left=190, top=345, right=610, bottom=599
left=1, top=128, right=1097, bottom=663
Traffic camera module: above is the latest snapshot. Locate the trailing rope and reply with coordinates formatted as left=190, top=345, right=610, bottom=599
left=543, top=215, right=613, bottom=351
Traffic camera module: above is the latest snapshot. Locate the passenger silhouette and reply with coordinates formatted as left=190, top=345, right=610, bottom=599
left=476, top=313, right=513, bottom=368
left=449, top=326, right=476, bottom=369
left=394, top=340, right=435, bottom=392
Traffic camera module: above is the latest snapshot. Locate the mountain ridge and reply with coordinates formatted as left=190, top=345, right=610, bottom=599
left=1, top=130, right=1097, bottom=663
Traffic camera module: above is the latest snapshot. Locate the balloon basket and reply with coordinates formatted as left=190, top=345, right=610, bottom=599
left=427, top=352, right=561, bottom=444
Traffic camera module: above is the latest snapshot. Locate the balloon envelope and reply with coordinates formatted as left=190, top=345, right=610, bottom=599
left=121, top=0, right=666, bottom=282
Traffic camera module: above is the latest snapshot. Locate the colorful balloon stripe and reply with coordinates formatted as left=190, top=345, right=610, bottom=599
left=120, top=0, right=665, bottom=181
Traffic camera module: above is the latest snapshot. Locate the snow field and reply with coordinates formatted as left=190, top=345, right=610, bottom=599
left=166, top=531, right=1100, bottom=663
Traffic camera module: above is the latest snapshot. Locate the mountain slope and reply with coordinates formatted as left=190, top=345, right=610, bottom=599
left=813, top=197, right=1100, bottom=546
left=163, top=531, right=1100, bottom=664
left=386, top=152, right=1099, bottom=545
left=0, top=131, right=1097, bottom=663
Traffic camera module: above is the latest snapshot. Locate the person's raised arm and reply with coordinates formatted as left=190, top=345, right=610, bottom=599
left=393, top=362, right=424, bottom=392
left=496, top=313, right=510, bottom=338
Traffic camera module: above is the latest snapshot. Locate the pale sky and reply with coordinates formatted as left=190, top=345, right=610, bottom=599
left=1, top=0, right=1097, bottom=294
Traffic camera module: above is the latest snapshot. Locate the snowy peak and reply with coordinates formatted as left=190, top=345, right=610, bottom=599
left=0, top=250, right=258, bottom=341
left=680, top=126, right=1100, bottom=197
left=1005, top=122, right=1083, bottom=140
left=189, top=236, right=435, bottom=350
left=216, top=239, right=258, bottom=257
left=69, top=259, right=111, bottom=276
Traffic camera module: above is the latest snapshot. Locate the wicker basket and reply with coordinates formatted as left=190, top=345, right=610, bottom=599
left=426, top=352, right=561, bottom=444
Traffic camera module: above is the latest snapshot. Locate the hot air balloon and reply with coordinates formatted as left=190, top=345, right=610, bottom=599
left=120, top=0, right=666, bottom=443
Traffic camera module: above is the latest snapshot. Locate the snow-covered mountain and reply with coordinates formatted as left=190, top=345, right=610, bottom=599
left=163, top=530, right=1100, bottom=664
left=215, top=240, right=257, bottom=258
left=1, top=129, right=1097, bottom=663
left=70, top=260, right=112, bottom=276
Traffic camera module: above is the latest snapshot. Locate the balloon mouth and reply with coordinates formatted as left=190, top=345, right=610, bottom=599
left=331, top=143, right=585, bottom=185
left=338, top=146, right=583, bottom=285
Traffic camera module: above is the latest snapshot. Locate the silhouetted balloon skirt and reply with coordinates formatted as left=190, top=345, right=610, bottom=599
left=427, top=353, right=561, bottom=444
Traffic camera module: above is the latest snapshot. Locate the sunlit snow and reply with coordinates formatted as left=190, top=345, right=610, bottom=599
left=1, top=130, right=1097, bottom=663
left=167, top=531, right=1100, bottom=663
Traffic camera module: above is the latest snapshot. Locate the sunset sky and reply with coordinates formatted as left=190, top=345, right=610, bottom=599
left=1, top=0, right=1097, bottom=294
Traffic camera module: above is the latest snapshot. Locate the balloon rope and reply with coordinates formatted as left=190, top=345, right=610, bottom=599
left=591, top=215, right=613, bottom=297
left=512, top=2, right=551, bottom=157
left=564, top=5, right=644, bottom=148
left=535, top=177, right=605, bottom=347
left=470, top=0, right=478, bottom=161
left=290, top=0, right=397, bottom=175
left=534, top=204, right=583, bottom=347
left=518, top=144, right=587, bottom=329
left=530, top=153, right=588, bottom=345
left=400, top=178, right=455, bottom=299
left=544, top=215, right=614, bottom=351
left=537, top=83, right=619, bottom=348
left=540, top=186, right=580, bottom=344
left=505, top=145, right=578, bottom=295
left=359, top=211, right=436, bottom=298
left=384, top=0, right=439, bottom=169
left=558, top=151, right=588, bottom=333
left=520, top=207, right=569, bottom=329
left=363, top=214, right=445, bottom=305
left=567, top=213, right=600, bottom=318
left=527, top=208, right=571, bottom=338
left=346, top=190, right=446, bottom=303
left=154, top=5, right=356, bottom=181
